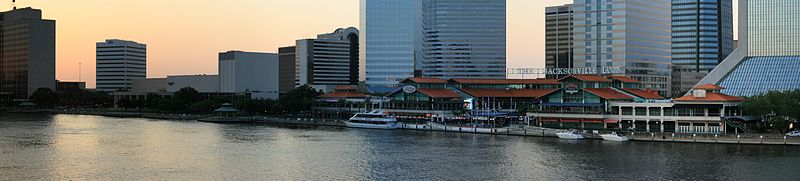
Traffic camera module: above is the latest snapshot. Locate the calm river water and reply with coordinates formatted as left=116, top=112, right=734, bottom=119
left=1, top=114, right=799, bottom=180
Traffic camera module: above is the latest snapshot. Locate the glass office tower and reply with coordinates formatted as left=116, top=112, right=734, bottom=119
left=421, top=0, right=506, bottom=79
left=0, top=8, right=56, bottom=101
left=361, top=0, right=506, bottom=88
left=573, top=0, right=673, bottom=96
left=746, top=0, right=800, bottom=56
left=671, top=0, right=734, bottom=97
left=360, top=0, right=423, bottom=88
left=697, top=0, right=800, bottom=97
left=545, top=4, right=574, bottom=79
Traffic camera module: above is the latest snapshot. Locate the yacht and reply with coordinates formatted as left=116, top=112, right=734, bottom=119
left=600, top=132, right=630, bottom=142
left=556, top=130, right=584, bottom=139
left=345, top=110, right=398, bottom=129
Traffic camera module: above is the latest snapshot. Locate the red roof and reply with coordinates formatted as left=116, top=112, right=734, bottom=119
left=559, top=75, right=613, bottom=83
left=583, top=88, right=633, bottom=100
left=334, top=85, right=359, bottom=91
left=693, top=84, right=725, bottom=90
left=450, top=78, right=559, bottom=85
left=460, top=89, right=558, bottom=98
left=674, top=92, right=745, bottom=102
left=608, top=76, right=639, bottom=83
left=319, top=92, right=368, bottom=98
left=402, top=77, right=448, bottom=84
left=416, top=88, right=461, bottom=98
left=622, top=88, right=663, bottom=99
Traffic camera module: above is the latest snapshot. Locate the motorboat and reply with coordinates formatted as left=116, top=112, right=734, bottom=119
left=600, top=132, right=630, bottom=142
left=345, top=110, right=398, bottom=129
left=556, top=130, right=584, bottom=139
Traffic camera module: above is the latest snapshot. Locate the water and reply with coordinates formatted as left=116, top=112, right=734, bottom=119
left=0, top=114, right=798, bottom=180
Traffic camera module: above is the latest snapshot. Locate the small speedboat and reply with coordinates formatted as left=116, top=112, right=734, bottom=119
left=600, top=132, right=629, bottom=142
left=556, top=130, right=584, bottom=139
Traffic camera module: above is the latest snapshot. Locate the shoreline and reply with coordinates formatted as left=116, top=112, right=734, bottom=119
left=11, top=110, right=800, bottom=146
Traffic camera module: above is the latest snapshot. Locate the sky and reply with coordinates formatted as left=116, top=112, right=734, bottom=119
left=19, top=0, right=735, bottom=88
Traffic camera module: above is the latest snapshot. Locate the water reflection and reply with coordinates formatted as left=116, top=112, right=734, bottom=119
left=1, top=114, right=799, bottom=180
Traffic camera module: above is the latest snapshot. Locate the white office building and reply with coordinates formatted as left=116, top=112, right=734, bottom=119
left=219, top=51, right=280, bottom=99
left=96, top=39, right=147, bottom=92
left=295, top=27, right=359, bottom=92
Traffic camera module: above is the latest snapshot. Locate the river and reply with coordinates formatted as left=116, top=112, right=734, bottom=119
left=0, top=114, right=798, bottom=180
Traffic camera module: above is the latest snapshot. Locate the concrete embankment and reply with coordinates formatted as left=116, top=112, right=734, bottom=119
left=50, top=110, right=209, bottom=120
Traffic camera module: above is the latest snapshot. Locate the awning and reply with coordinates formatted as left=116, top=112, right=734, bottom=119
left=583, top=119, right=603, bottom=123
left=604, top=119, right=619, bottom=124
left=540, top=119, right=559, bottom=122
left=561, top=119, right=581, bottom=123
left=540, top=102, right=604, bottom=107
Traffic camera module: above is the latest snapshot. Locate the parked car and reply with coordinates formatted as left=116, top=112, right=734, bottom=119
left=785, top=130, right=800, bottom=137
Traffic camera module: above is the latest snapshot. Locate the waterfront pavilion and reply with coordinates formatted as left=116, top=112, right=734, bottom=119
left=530, top=76, right=745, bottom=134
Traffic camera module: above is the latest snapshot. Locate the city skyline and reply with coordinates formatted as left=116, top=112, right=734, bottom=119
left=18, top=0, right=738, bottom=88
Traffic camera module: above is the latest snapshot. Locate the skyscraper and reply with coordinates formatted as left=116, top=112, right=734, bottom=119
left=96, top=39, right=146, bottom=92
left=294, top=27, right=359, bottom=92
left=360, top=0, right=506, bottom=88
left=545, top=4, right=574, bottom=79
left=670, top=0, right=734, bottom=97
left=697, top=0, right=800, bottom=97
left=278, top=46, right=296, bottom=95
left=360, top=0, right=422, bottom=88
left=420, top=0, right=506, bottom=79
left=0, top=8, right=55, bottom=101
left=572, top=0, right=673, bottom=96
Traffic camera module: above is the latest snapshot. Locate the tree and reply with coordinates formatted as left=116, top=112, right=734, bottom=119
left=84, top=91, right=113, bottom=107
left=768, top=117, right=792, bottom=133
left=742, top=90, right=800, bottom=132
left=173, top=87, right=204, bottom=106
left=162, top=99, right=186, bottom=112
left=188, top=100, right=216, bottom=113
left=29, top=88, right=59, bottom=107
left=279, top=85, right=322, bottom=114
left=270, top=102, right=284, bottom=115
left=145, top=93, right=163, bottom=110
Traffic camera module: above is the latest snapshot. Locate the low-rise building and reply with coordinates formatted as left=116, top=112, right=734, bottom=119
left=531, top=76, right=745, bottom=134
left=166, top=75, right=219, bottom=93
left=318, top=75, right=747, bottom=134
left=56, top=81, right=86, bottom=93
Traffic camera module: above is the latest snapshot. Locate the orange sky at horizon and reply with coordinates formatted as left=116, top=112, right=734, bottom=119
left=18, top=0, right=735, bottom=88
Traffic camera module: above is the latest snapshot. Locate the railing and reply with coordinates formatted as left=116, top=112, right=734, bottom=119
left=626, top=132, right=800, bottom=145
left=721, top=117, right=753, bottom=134
left=534, top=110, right=606, bottom=115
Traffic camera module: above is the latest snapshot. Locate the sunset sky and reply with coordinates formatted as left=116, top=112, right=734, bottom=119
left=19, top=0, right=735, bottom=88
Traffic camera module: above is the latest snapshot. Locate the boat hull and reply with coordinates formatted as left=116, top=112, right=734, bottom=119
left=556, top=132, right=584, bottom=139
left=345, top=122, right=399, bottom=130
left=600, top=134, right=630, bottom=142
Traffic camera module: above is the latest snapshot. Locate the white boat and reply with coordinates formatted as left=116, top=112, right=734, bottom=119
left=556, top=130, right=584, bottom=139
left=600, top=132, right=629, bottom=142
left=345, top=110, right=398, bottom=129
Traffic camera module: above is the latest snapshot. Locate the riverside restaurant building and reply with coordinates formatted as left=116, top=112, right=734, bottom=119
left=317, top=75, right=747, bottom=134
